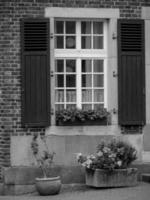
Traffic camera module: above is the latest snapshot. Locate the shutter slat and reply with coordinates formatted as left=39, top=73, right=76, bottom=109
left=21, top=18, right=50, bottom=127
left=23, top=20, right=49, bottom=52
left=118, top=19, right=145, bottom=126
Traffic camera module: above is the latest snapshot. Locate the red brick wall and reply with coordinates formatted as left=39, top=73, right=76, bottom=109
left=0, top=0, right=149, bottom=179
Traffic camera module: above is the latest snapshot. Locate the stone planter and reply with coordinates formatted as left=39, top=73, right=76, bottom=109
left=35, top=176, right=61, bottom=195
left=85, top=168, right=138, bottom=188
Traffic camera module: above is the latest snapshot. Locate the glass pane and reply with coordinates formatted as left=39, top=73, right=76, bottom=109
left=55, top=36, right=64, bottom=49
left=82, top=75, right=92, bottom=87
left=55, top=21, right=64, bottom=34
left=66, top=60, right=76, bottom=72
left=82, top=104, right=92, bottom=110
left=55, top=60, right=64, bottom=72
left=93, top=75, right=104, bottom=87
left=81, top=36, right=91, bottom=49
left=66, top=21, right=75, bottom=34
left=94, top=89, right=104, bottom=102
left=66, top=104, right=76, bottom=110
left=81, top=22, right=91, bottom=34
left=66, top=90, right=76, bottom=102
left=93, top=36, right=103, bottom=49
left=93, top=22, right=103, bottom=34
left=94, top=104, right=104, bottom=110
left=55, top=104, right=64, bottom=111
left=82, top=89, right=92, bottom=102
left=66, top=75, right=76, bottom=87
left=82, top=60, right=92, bottom=72
left=93, top=60, right=103, bottom=72
left=55, top=90, right=64, bottom=102
left=55, top=75, right=64, bottom=87
left=66, top=36, right=76, bottom=49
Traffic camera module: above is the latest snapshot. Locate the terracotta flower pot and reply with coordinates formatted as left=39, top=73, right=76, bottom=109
left=85, top=168, right=138, bottom=188
left=35, top=176, right=61, bottom=195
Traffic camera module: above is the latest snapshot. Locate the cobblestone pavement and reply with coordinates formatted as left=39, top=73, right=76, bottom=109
left=0, top=182, right=150, bottom=200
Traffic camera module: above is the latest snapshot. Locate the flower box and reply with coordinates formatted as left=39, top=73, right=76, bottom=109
left=56, top=108, right=110, bottom=126
left=56, top=118, right=108, bottom=126
left=85, top=168, right=138, bottom=188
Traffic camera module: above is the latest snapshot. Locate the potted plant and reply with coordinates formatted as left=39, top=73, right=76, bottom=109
left=31, top=133, right=61, bottom=195
left=56, top=108, right=110, bottom=126
left=76, top=138, right=138, bottom=188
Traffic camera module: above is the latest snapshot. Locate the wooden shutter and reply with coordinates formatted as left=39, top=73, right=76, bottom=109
left=21, top=18, right=50, bottom=127
left=118, top=19, right=145, bottom=126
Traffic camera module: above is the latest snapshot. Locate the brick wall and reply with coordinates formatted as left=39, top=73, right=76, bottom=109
left=0, top=0, right=149, bottom=179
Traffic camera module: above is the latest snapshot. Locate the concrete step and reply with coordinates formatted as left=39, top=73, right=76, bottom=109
left=142, top=173, right=150, bottom=183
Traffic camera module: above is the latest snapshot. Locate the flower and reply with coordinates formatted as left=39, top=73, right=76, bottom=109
left=76, top=139, right=137, bottom=172
left=97, top=151, right=103, bottom=157
left=117, top=160, right=122, bottom=167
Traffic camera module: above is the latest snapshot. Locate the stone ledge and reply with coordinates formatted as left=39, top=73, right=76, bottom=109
left=2, top=165, right=85, bottom=185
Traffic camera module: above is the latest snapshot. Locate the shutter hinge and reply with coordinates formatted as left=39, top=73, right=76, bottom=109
left=113, top=71, right=118, bottom=77
left=50, top=33, right=54, bottom=39
left=51, top=108, right=54, bottom=115
left=112, top=108, right=117, bottom=114
left=112, top=32, right=117, bottom=40
left=50, top=71, right=54, bottom=77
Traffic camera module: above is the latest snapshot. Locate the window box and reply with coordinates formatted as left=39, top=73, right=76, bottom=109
left=56, top=118, right=108, bottom=126
left=56, top=108, right=110, bottom=126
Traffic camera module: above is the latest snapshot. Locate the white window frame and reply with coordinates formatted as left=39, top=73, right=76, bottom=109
left=54, top=20, right=107, bottom=110
left=45, top=7, right=119, bottom=126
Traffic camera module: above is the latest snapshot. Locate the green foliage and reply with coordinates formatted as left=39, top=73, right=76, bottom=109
left=56, top=108, right=109, bottom=123
left=31, top=133, right=55, bottom=177
left=76, top=139, right=137, bottom=172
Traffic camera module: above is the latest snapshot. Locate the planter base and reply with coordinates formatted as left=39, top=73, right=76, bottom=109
left=85, top=168, right=138, bottom=188
left=35, top=176, right=61, bottom=195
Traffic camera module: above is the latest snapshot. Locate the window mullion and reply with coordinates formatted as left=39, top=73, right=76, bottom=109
left=76, top=21, right=81, bottom=50
left=76, top=58, right=81, bottom=109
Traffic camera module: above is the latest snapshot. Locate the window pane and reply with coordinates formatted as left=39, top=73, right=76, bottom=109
left=82, top=104, right=92, bottom=110
left=55, top=21, right=64, bottom=34
left=55, top=60, right=64, bottom=72
left=55, top=104, right=64, bottom=111
left=94, top=89, right=104, bottom=102
left=55, top=75, right=64, bottom=87
left=66, top=75, right=76, bottom=87
left=66, top=104, right=76, bottom=110
left=81, top=22, right=91, bottom=34
left=94, top=104, right=104, bottom=110
left=66, top=90, right=76, bottom=102
left=82, top=60, right=92, bottom=72
left=93, top=36, right=103, bottom=49
left=55, top=90, right=64, bottom=102
left=82, top=89, right=92, bottom=102
left=93, top=22, right=103, bottom=34
left=55, top=36, right=64, bottom=49
left=93, top=60, right=103, bottom=72
left=66, top=36, right=76, bottom=49
left=93, top=75, right=104, bottom=87
left=82, top=75, right=92, bottom=87
left=81, top=36, right=91, bottom=49
left=66, top=21, right=75, bottom=34
left=66, top=60, right=76, bottom=72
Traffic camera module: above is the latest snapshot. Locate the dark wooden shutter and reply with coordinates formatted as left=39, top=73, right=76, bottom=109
left=118, top=19, right=145, bottom=126
left=21, top=18, right=50, bottom=127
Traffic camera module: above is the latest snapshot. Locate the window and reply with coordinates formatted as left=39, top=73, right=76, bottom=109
left=54, top=20, right=107, bottom=111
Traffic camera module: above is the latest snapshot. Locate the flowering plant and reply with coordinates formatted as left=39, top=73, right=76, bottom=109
left=76, top=139, right=137, bottom=172
left=56, top=108, right=109, bottom=123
